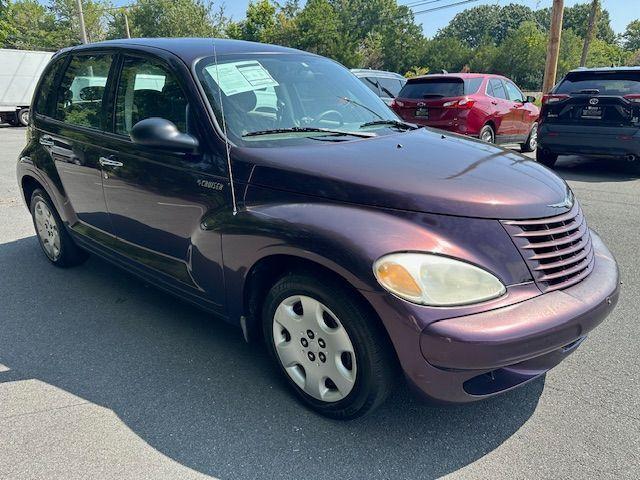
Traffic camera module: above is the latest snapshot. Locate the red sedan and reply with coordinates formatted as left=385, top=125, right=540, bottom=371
left=391, top=73, right=540, bottom=152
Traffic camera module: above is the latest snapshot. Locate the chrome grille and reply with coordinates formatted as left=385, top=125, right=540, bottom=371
left=502, top=202, right=594, bottom=292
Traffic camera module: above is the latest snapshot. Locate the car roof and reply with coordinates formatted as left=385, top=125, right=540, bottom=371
left=567, top=66, right=640, bottom=74
left=350, top=69, right=405, bottom=79
left=406, top=73, right=500, bottom=83
left=67, top=37, right=309, bottom=64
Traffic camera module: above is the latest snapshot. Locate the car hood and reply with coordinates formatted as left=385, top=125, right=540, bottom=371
left=234, top=128, right=571, bottom=220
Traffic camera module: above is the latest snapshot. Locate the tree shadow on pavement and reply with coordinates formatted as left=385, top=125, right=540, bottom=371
left=0, top=236, right=544, bottom=480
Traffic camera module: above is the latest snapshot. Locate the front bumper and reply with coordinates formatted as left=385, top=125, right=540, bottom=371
left=365, top=231, right=619, bottom=403
left=539, top=123, right=640, bottom=157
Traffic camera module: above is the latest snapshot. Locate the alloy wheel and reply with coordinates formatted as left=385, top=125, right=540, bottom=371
left=272, top=295, right=357, bottom=402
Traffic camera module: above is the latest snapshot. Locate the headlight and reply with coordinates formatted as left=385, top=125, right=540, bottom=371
left=373, top=253, right=506, bottom=306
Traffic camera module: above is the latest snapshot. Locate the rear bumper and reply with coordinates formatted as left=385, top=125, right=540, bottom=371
left=539, top=122, right=640, bottom=157
left=370, top=231, right=619, bottom=403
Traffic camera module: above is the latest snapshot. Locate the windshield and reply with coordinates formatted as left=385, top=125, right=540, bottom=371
left=398, top=77, right=482, bottom=99
left=556, top=72, right=640, bottom=96
left=196, top=53, right=402, bottom=147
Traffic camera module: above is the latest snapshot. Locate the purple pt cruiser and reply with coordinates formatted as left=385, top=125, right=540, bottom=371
left=17, top=38, right=620, bottom=418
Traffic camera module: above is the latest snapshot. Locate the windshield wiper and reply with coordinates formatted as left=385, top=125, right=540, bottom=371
left=242, top=127, right=376, bottom=138
left=359, top=119, right=418, bottom=130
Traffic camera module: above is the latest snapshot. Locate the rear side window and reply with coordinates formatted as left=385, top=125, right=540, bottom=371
left=55, top=54, right=113, bottom=129
left=34, top=56, right=66, bottom=117
left=399, top=78, right=464, bottom=99
left=377, top=77, right=403, bottom=98
left=487, top=79, right=508, bottom=100
left=555, top=71, right=640, bottom=95
left=464, top=78, right=483, bottom=94
left=115, top=56, right=188, bottom=135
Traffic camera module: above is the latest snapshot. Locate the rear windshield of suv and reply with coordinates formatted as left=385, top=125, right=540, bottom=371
left=398, top=77, right=482, bottom=99
left=555, top=71, right=640, bottom=95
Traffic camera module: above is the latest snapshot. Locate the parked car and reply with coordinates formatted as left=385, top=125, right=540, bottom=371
left=537, top=67, right=640, bottom=167
left=18, top=38, right=619, bottom=419
left=391, top=73, right=539, bottom=152
left=0, top=48, right=53, bottom=126
left=351, top=69, right=406, bottom=106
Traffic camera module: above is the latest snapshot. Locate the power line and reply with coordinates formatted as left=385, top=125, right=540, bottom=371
left=411, top=0, right=481, bottom=15
left=402, top=0, right=452, bottom=8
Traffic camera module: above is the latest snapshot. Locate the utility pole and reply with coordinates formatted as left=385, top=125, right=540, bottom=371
left=75, top=0, right=88, bottom=44
left=580, top=0, right=600, bottom=67
left=542, top=0, right=564, bottom=93
left=123, top=11, right=131, bottom=39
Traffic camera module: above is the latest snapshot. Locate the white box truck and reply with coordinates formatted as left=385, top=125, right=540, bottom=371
left=0, top=48, right=54, bottom=126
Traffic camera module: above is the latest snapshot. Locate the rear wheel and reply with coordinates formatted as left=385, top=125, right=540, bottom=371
left=536, top=148, right=558, bottom=168
left=479, top=124, right=495, bottom=144
left=30, top=189, right=88, bottom=267
left=262, top=273, right=395, bottom=419
left=520, top=122, right=538, bottom=153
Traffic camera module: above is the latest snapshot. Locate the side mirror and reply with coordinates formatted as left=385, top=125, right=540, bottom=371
left=130, top=118, right=199, bottom=153
left=525, top=95, right=536, bottom=103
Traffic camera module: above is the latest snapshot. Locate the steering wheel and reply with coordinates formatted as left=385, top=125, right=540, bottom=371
left=314, top=109, right=344, bottom=127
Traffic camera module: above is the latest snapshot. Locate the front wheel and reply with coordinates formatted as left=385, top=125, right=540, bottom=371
left=262, top=273, right=395, bottom=419
left=520, top=122, right=538, bottom=153
left=536, top=148, right=558, bottom=168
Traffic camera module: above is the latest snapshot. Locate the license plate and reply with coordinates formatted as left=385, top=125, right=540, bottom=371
left=581, top=106, right=602, bottom=118
left=415, top=107, right=429, bottom=118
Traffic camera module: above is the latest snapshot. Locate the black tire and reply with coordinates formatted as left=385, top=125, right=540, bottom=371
left=520, top=122, right=538, bottom=153
left=262, top=272, right=396, bottom=419
left=536, top=148, right=558, bottom=168
left=479, top=124, right=495, bottom=144
left=29, top=189, right=88, bottom=267
left=17, top=108, right=30, bottom=127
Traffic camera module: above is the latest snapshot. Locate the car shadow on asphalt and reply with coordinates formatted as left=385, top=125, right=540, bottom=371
left=0, top=235, right=544, bottom=480
left=553, top=155, right=640, bottom=183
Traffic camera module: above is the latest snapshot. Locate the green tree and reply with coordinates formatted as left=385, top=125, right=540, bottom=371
left=50, top=0, right=111, bottom=45
left=438, top=3, right=536, bottom=48
left=295, top=0, right=342, bottom=60
left=492, top=21, right=546, bottom=90
left=2, top=0, right=69, bottom=49
left=419, top=36, right=472, bottom=73
left=535, top=2, right=616, bottom=43
left=117, top=0, right=224, bottom=39
left=622, top=20, right=640, bottom=52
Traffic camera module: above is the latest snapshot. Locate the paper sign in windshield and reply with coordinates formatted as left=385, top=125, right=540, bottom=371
left=205, top=60, right=279, bottom=96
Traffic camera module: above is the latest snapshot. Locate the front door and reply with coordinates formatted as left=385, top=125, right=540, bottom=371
left=487, top=78, right=518, bottom=138
left=503, top=80, right=528, bottom=137
left=101, top=54, right=229, bottom=311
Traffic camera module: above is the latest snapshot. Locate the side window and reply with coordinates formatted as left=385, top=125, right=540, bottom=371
left=115, top=56, right=188, bottom=135
left=359, top=76, right=380, bottom=95
left=34, top=56, right=66, bottom=117
left=488, top=79, right=507, bottom=100
left=504, top=81, right=524, bottom=102
left=55, top=54, right=113, bottom=129
left=378, top=77, right=403, bottom=98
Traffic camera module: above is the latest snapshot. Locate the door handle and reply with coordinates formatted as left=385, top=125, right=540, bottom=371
left=99, top=156, right=123, bottom=168
left=39, top=136, right=54, bottom=147
left=491, top=101, right=499, bottom=106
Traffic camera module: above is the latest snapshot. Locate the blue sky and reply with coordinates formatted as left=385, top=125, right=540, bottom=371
left=214, top=0, right=634, bottom=37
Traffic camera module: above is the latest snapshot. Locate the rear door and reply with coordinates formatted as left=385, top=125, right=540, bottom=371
left=545, top=70, right=640, bottom=128
left=486, top=78, right=517, bottom=138
left=45, top=52, right=116, bottom=234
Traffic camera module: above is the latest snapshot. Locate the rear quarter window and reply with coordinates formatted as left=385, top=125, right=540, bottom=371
left=33, top=56, right=67, bottom=118
left=556, top=72, right=640, bottom=95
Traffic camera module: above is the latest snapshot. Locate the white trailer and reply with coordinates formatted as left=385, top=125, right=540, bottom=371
left=0, top=48, right=54, bottom=126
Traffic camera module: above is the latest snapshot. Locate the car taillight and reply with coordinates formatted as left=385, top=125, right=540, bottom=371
left=623, top=94, right=640, bottom=103
left=442, top=97, right=475, bottom=109
left=391, top=99, right=404, bottom=108
left=541, top=94, right=569, bottom=105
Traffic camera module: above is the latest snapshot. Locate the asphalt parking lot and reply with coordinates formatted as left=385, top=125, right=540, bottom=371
left=0, top=125, right=638, bottom=480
